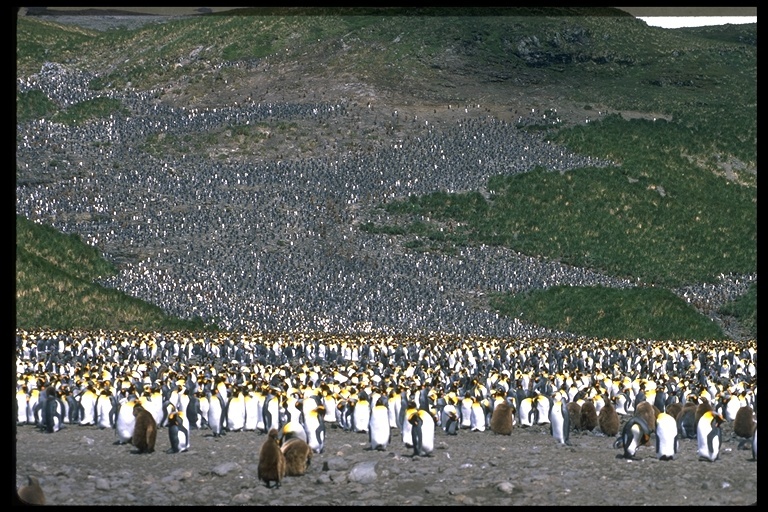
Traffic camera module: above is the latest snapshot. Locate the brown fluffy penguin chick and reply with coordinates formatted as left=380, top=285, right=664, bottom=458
left=489, top=400, right=515, bottom=435
left=733, top=406, right=756, bottom=448
left=634, top=401, right=658, bottom=433
left=598, top=398, right=620, bottom=436
left=259, top=428, right=287, bottom=488
left=281, top=437, right=313, bottom=476
left=131, top=403, right=157, bottom=454
left=664, top=402, right=682, bottom=421
left=579, top=400, right=598, bottom=432
left=18, top=475, right=46, bottom=505
left=566, top=402, right=582, bottom=431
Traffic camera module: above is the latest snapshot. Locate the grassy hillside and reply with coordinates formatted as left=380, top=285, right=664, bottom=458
left=16, top=215, right=216, bottom=332
left=15, top=8, right=756, bottom=340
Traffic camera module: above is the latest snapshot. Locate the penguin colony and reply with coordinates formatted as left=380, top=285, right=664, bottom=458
left=15, top=65, right=756, bottom=339
left=15, top=328, right=757, bottom=497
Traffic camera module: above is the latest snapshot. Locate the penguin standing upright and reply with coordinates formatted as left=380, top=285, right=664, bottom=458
left=549, top=396, right=570, bottom=445
left=368, top=396, right=391, bottom=451
left=352, top=392, right=371, bottom=433
left=579, top=399, right=599, bottom=432
left=534, top=394, right=551, bottom=425
left=39, top=386, right=64, bottom=433
left=655, top=412, right=679, bottom=461
left=78, top=385, right=98, bottom=426
left=304, top=405, right=326, bottom=454
left=401, top=401, right=418, bottom=448
left=489, top=398, right=515, bottom=436
left=226, top=387, right=247, bottom=433
left=517, top=396, right=535, bottom=428
left=114, top=398, right=137, bottom=445
left=207, top=388, right=226, bottom=437
left=459, top=393, right=474, bottom=429
left=614, top=416, right=651, bottom=459
left=697, top=410, right=724, bottom=462
left=469, top=397, right=487, bottom=432
left=733, top=406, right=756, bottom=450
left=95, top=388, right=116, bottom=430
left=598, top=397, right=620, bottom=436
left=258, top=428, right=286, bottom=488
left=131, top=403, right=158, bottom=454
left=166, top=410, right=190, bottom=453
left=409, top=409, right=436, bottom=457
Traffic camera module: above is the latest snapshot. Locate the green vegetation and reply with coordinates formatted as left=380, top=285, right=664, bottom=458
left=15, top=9, right=756, bottom=340
left=489, top=285, right=727, bottom=341
left=16, top=215, right=217, bottom=332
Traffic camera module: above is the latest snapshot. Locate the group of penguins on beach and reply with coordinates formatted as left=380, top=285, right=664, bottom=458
left=15, top=329, right=757, bottom=492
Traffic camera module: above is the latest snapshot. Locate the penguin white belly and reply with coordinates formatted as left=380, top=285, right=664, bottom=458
left=79, top=394, right=97, bottom=425
left=227, top=397, right=246, bottom=432
left=353, top=402, right=370, bottom=433
left=417, top=410, right=436, bottom=455
left=369, top=406, right=391, bottom=450
left=518, top=399, right=534, bottom=427
left=115, top=403, right=136, bottom=444
left=655, top=412, right=678, bottom=460
left=549, top=401, right=568, bottom=444
left=470, top=403, right=486, bottom=432
left=697, top=415, right=722, bottom=462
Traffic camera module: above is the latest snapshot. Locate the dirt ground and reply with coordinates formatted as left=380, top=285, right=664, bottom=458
left=15, top=416, right=757, bottom=506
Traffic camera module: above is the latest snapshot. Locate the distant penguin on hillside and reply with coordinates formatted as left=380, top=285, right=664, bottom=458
left=258, top=428, right=286, bottom=488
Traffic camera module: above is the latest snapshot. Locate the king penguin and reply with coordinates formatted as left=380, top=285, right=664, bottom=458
left=401, top=400, right=418, bottom=448
left=305, top=404, right=326, bottom=454
left=654, top=411, right=679, bottom=461
left=258, top=428, right=287, bottom=488
left=409, top=408, right=436, bottom=457
left=281, top=436, right=312, bottom=476
left=489, top=398, right=515, bottom=436
left=733, top=406, right=756, bottom=450
left=131, top=402, right=158, bottom=454
left=352, top=391, right=371, bottom=433
left=697, top=410, right=724, bottom=462
left=549, top=395, right=570, bottom=445
left=166, top=409, right=190, bottom=453
left=614, top=416, right=651, bottom=459
left=114, top=397, right=137, bottom=445
left=597, top=396, right=620, bottom=437
left=207, top=387, right=227, bottom=437
left=368, top=396, right=391, bottom=451
left=226, top=386, right=247, bottom=433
